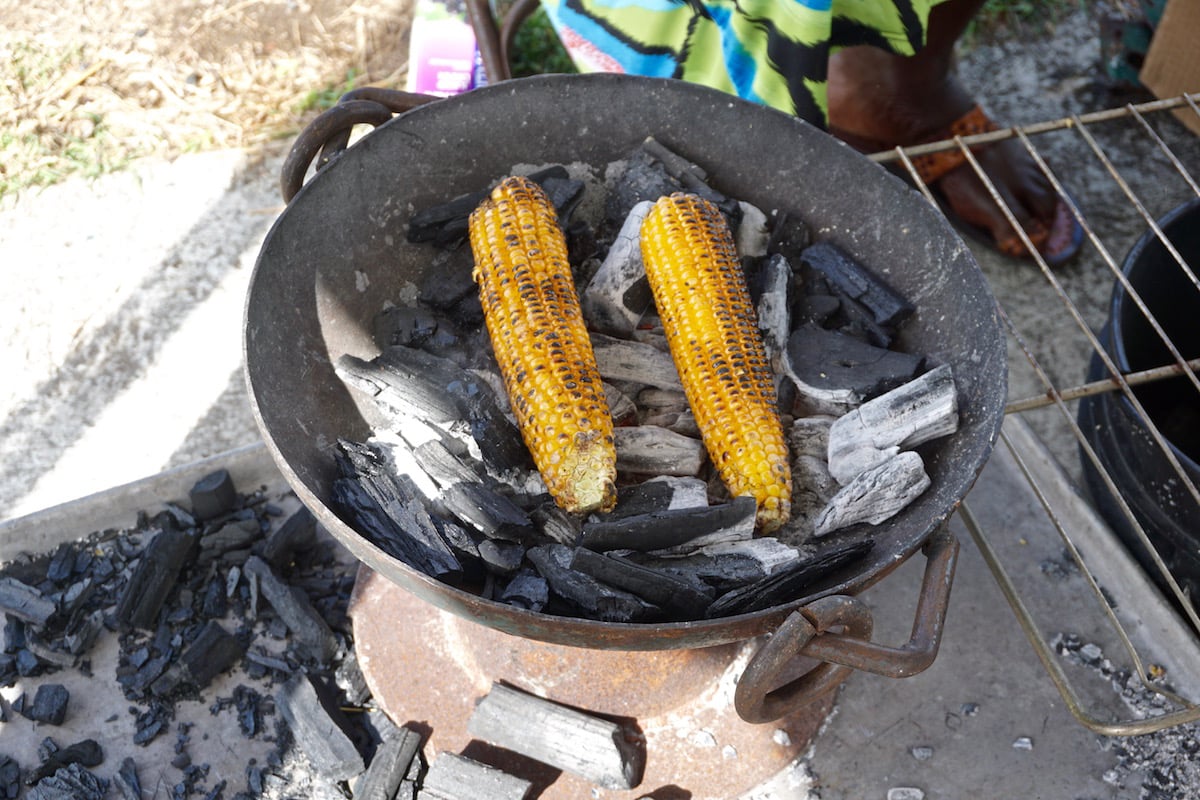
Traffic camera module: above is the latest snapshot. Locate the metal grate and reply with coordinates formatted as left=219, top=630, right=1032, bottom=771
left=873, top=93, right=1200, bottom=736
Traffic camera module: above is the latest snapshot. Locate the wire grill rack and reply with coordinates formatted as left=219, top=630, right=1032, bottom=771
left=872, top=93, right=1200, bottom=736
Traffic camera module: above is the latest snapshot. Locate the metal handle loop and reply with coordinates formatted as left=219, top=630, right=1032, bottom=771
left=734, top=527, right=960, bottom=723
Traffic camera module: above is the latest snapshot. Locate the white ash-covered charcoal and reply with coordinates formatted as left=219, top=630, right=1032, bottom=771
left=590, top=333, right=683, bottom=391
left=800, top=241, right=915, bottom=330
left=706, top=538, right=874, bottom=617
left=570, top=547, right=715, bottom=617
left=528, top=500, right=583, bottom=546
left=468, top=682, right=646, bottom=792
left=526, top=544, right=657, bottom=622
left=628, top=324, right=670, bottom=352
left=604, top=382, right=638, bottom=425
left=333, top=440, right=463, bottom=582
left=275, top=672, right=366, bottom=784
left=636, top=386, right=690, bottom=418
left=581, top=495, right=755, bottom=553
left=787, top=324, right=925, bottom=404
left=788, top=415, right=836, bottom=458
left=582, top=200, right=654, bottom=336
left=114, top=526, right=198, bottom=630
left=244, top=556, right=340, bottom=665
left=813, top=452, right=931, bottom=537
left=0, top=576, right=56, bottom=626
left=736, top=201, right=771, bottom=259
left=422, top=753, right=532, bottom=800
left=827, top=364, right=958, bottom=484
left=498, top=568, right=551, bottom=612
left=788, top=454, right=841, bottom=539
left=754, top=253, right=800, bottom=400
left=372, top=304, right=445, bottom=351
left=613, top=425, right=705, bottom=477
left=626, top=537, right=801, bottom=593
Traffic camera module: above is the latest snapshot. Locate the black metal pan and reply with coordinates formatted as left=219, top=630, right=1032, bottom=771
left=244, top=74, right=1007, bottom=715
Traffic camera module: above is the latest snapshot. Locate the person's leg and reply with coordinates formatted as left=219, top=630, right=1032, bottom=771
left=827, top=0, right=1070, bottom=261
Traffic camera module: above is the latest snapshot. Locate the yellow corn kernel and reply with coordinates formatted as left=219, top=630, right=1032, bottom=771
left=469, top=176, right=617, bottom=514
left=640, top=193, right=792, bottom=532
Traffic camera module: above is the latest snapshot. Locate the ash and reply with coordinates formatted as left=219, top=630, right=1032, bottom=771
left=1054, top=633, right=1200, bottom=799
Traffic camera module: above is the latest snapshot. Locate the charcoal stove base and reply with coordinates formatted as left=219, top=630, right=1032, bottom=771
left=349, top=566, right=834, bottom=799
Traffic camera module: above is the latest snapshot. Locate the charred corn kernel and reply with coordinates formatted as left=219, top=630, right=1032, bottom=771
left=469, top=176, right=617, bottom=514
left=640, top=193, right=792, bottom=532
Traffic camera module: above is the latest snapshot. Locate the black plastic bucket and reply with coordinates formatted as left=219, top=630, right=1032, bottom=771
left=1078, top=198, right=1200, bottom=600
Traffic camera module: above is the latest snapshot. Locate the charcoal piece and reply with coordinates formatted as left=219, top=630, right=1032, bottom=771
left=477, top=540, right=525, bottom=576
left=590, top=333, right=683, bottom=391
left=706, top=539, right=874, bottom=617
left=787, top=324, right=924, bottom=400
left=829, top=292, right=895, bottom=348
left=46, top=546, right=76, bottom=584
left=0, top=754, right=19, bottom=799
left=15, top=649, right=40, bottom=676
left=529, top=502, right=582, bottom=546
left=765, top=209, right=811, bottom=258
left=570, top=548, right=713, bottom=617
left=800, top=241, right=915, bottom=329
left=151, top=620, right=244, bottom=697
left=814, top=452, right=931, bottom=537
left=407, top=189, right=487, bottom=245
left=539, top=174, right=586, bottom=225
left=200, top=579, right=227, bottom=619
left=119, top=652, right=171, bottom=696
left=373, top=304, right=444, bottom=351
left=276, top=673, right=365, bottom=783
left=581, top=496, right=756, bottom=553
left=114, top=526, right=198, bottom=630
left=257, top=506, right=319, bottom=569
left=336, top=353, right=460, bottom=425
left=418, top=248, right=477, bottom=311
left=0, top=576, right=56, bottom=626
left=4, top=616, right=26, bottom=651
left=335, top=652, right=371, bottom=706
left=189, top=469, right=239, bottom=521
left=736, top=202, right=771, bottom=259
left=613, top=425, right=705, bottom=477
left=441, top=483, right=533, bottom=542
left=197, top=519, right=261, bottom=566
left=26, top=762, right=108, bottom=800
left=353, top=725, right=423, bottom=800
left=624, top=538, right=800, bottom=593
left=469, top=682, right=644, bottom=791
left=243, top=557, right=339, bottom=665
left=581, top=201, right=654, bottom=336
left=527, top=545, right=656, bottom=623
left=412, top=439, right=482, bottom=488
left=333, top=442, right=462, bottom=582
left=26, top=739, right=103, bottom=785
left=497, top=570, right=549, bottom=612
left=25, top=684, right=69, bottom=725
left=795, top=294, right=841, bottom=326
left=605, top=147, right=684, bottom=224
left=59, top=578, right=93, bottom=617
left=607, top=480, right=677, bottom=519
left=113, top=759, right=140, bottom=800
left=23, top=634, right=75, bottom=669
left=421, top=753, right=531, bottom=800
left=638, top=137, right=738, bottom=220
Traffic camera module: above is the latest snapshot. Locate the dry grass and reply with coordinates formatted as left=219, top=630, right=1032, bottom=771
left=0, top=0, right=416, bottom=199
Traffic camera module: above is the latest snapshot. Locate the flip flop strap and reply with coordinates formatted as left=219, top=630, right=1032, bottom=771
left=907, top=105, right=999, bottom=186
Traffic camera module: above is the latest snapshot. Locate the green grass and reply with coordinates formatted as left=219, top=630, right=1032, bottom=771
left=508, top=8, right=576, bottom=78
left=297, top=68, right=363, bottom=113
left=964, top=0, right=1085, bottom=44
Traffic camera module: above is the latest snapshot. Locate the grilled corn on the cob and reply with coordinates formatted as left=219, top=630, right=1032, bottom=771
left=640, top=193, right=792, bottom=531
left=469, top=176, right=617, bottom=514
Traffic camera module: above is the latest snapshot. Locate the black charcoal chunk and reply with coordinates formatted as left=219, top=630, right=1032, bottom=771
left=197, top=519, right=261, bottom=566
left=787, top=324, right=924, bottom=399
left=151, top=620, right=244, bottom=696
left=800, top=242, right=915, bottom=329
left=353, top=725, right=423, bottom=800
left=114, top=758, right=141, bottom=800
left=26, top=762, right=108, bottom=800
left=25, top=684, right=69, bottom=725
left=275, top=673, right=365, bottom=783
left=0, top=577, right=56, bottom=626
left=257, top=506, right=319, bottom=569
left=441, top=483, right=533, bottom=542
left=477, top=540, right=525, bottom=576
left=707, top=539, right=874, bottom=617
left=570, top=548, right=713, bottom=618
left=189, top=469, right=239, bottom=521
left=527, top=545, right=657, bottom=623
left=243, top=557, right=339, bottom=665
left=581, top=496, right=756, bottom=553
left=114, top=527, right=198, bottom=630
left=0, top=755, right=19, bottom=799
left=26, top=739, right=103, bottom=785
left=497, top=569, right=549, bottom=612
left=373, top=305, right=445, bottom=350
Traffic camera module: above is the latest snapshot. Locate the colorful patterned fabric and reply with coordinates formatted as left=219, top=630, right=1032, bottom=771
left=540, top=0, right=943, bottom=126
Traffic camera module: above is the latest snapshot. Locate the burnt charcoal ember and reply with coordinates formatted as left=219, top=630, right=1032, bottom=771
left=795, top=294, right=841, bottom=327
left=624, top=538, right=800, bottom=593
left=418, top=247, right=477, bottom=313
left=440, top=483, right=533, bottom=542
left=477, top=540, right=525, bottom=576
left=814, top=452, right=931, bottom=537
left=581, top=201, right=654, bottom=337
left=468, top=682, right=645, bottom=791
left=334, top=652, right=370, bottom=707
left=333, top=441, right=462, bottom=582
left=497, top=569, right=549, bottom=612
left=706, top=538, right=875, bottom=617
left=353, top=724, right=423, bottom=800
left=26, top=739, right=103, bottom=785
left=0, top=755, right=19, bottom=799
left=24, top=684, right=69, bottom=725
left=114, top=758, right=141, bottom=800
left=539, top=173, right=586, bottom=226
left=26, top=762, right=108, bottom=800
left=800, top=242, right=915, bottom=330
left=570, top=548, right=714, bottom=617
left=421, top=753, right=532, bottom=800
left=736, top=202, right=771, bottom=259
left=336, top=353, right=460, bottom=426
left=613, top=425, right=705, bottom=477
left=788, top=324, right=924, bottom=403
left=373, top=304, right=453, bottom=353
left=197, top=519, right=261, bottom=567
left=45, top=545, right=76, bottom=585
left=275, top=673, right=365, bottom=784
left=590, top=333, right=682, bottom=391
left=604, top=145, right=685, bottom=225
left=257, top=506, right=319, bottom=569
left=638, top=137, right=739, bottom=221
left=581, top=496, right=756, bottom=554
left=527, top=545, right=657, bottom=623
left=412, top=439, right=482, bottom=488
left=189, top=469, right=239, bottom=521
left=114, top=526, right=198, bottom=630
left=528, top=501, right=582, bottom=547
left=0, top=576, right=56, bottom=626
left=826, top=364, right=959, bottom=484
left=151, top=620, right=244, bottom=697
left=243, top=557, right=339, bottom=665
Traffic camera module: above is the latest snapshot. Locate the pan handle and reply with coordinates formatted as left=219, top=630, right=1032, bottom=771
left=734, top=525, right=959, bottom=723
left=280, top=88, right=442, bottom=203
